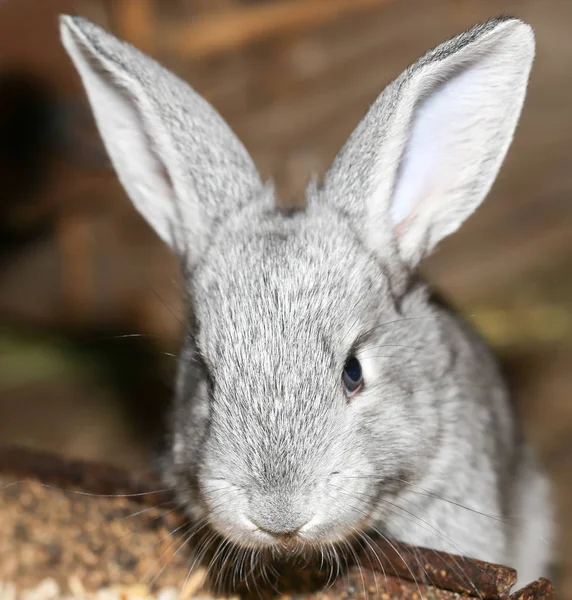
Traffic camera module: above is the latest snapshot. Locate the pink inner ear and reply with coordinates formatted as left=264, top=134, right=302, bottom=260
left=387, top=52, right=505, bottom=263
left=393, top=213, right=412, bottom=238
left=392, top=181, right=438, bottom=239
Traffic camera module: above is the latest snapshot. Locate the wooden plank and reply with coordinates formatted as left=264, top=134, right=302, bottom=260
left=163, top=0, right=396, bottom=59
left=111, top=0, right=155, bottom=54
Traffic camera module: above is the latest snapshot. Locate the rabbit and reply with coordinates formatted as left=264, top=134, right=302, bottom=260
left=60, top=14, right=554, bottom=590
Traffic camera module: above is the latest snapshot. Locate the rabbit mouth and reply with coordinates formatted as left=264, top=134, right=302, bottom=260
left=274, top=535, right=307, bottom=554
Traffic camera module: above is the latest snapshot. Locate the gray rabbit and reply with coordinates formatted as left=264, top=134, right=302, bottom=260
left=60, top=14, right=553, bottom=590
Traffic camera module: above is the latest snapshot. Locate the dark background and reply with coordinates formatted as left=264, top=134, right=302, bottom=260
left=0, top=0, right=570, bottom=596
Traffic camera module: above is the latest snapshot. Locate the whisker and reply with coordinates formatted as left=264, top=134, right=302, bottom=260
left=356, top=529, right=388, bottom=589
left=380, top=496, right=472, bottom=558
left=179, top=529, right=218, bottom=598
left=322, top=543, right=337, bottom=590
left=234, top=544, right=248, bottom=588
left=328, top=485, right=427, bottom=600
left=208, top=535, right=234, bottom=594
left=377, top=499, right=484, bottom=600
left=231, top=544, right=247, bottom=592
left=362, top=525, right=436, bottom=591
left=343, top=537, right=368, bottom=598
left=247, top=547, right=264, bottom=595
left=95, top=333, right=171, bottom=341
left=1, top=479, right=182, bottom=501
left=334, top=542, right=345, bottom=590
left=357, top=316, right=441, bottom=342
left=122, top=500, right=179, bottom=521
left=353, top=531, right=381, bottom=598
left=108, top=504, right=188, bottom=547
left=368, top=525, right=426, bottom=600
left=394, top=477, right=508, bottom=523
left=333, top=482, right=472, bottom=595
left=143, top=518, right=205, bottom=588
left=342, top=269, right=389, bottom=344
left=144, top=492, right=240, bottom=589
left=339, top=474, right=508, bottom=525
left=146, top=283, right=186, bottom=328
left=358, top=354, right=405, bottom=360
left=40, top=482, right=178, bottom=499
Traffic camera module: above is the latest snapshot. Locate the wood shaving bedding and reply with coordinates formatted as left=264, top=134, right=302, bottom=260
left=0, top=571, right=240, bottom=600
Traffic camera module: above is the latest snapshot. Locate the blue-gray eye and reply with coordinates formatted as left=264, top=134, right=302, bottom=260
left=342, top=356, right=363, bottom=395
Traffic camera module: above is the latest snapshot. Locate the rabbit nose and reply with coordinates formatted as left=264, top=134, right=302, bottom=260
left=250, top=519, right=306, bottom=539
left=247, top=493, right=312, bottom=538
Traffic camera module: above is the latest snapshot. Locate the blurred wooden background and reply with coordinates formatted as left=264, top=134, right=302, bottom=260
left=0, top=0, right=570, bottom=595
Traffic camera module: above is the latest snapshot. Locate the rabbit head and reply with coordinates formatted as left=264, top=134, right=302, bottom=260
left=60, top=16, right=534, bottom=550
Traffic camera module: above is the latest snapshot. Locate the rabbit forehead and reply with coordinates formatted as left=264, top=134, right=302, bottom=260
left=191, top=209, right=392, bottom=370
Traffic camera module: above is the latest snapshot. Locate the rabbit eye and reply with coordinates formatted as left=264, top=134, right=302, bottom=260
left=342, top=356, right=363, bottom=396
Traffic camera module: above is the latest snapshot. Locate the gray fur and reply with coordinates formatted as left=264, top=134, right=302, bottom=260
left=60, top=15, right=553, bottom=589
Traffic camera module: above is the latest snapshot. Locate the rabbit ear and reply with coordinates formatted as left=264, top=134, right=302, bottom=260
left=322, top=17, right=535, bottom=269
left=60, top=16, right=262, bottom=262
